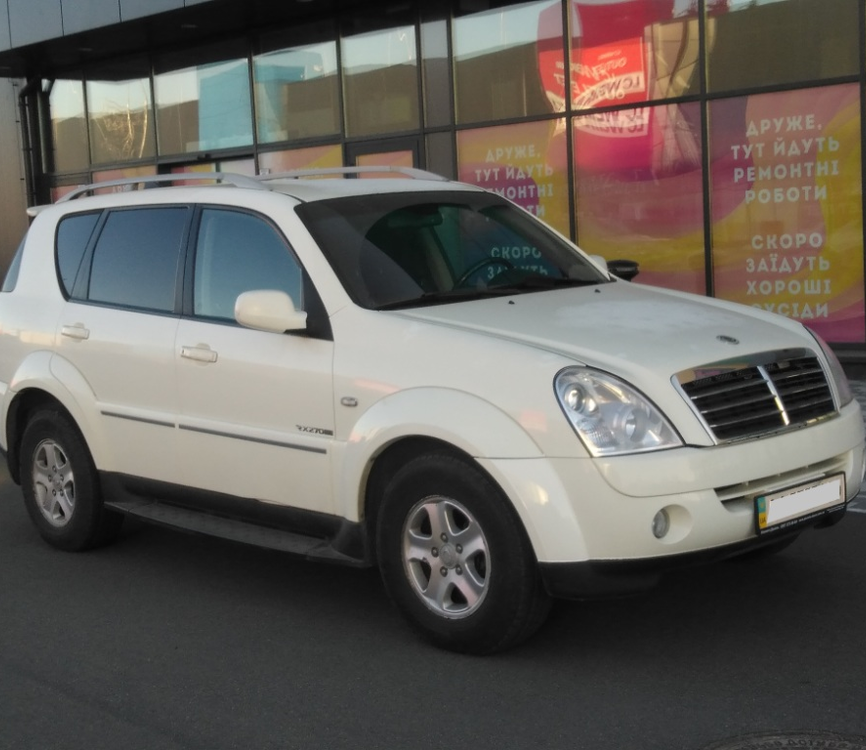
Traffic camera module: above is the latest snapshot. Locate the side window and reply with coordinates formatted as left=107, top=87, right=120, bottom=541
left=56, top=212, right=100, bottom=297
left=87, top=207, right=190, bottom=312
left=193, top=208, right=303, bottom=321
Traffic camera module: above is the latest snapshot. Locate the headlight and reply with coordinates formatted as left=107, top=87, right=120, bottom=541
left=554, top=368, right=682, bottom=457
left=807, top=328, right=854, bottom=408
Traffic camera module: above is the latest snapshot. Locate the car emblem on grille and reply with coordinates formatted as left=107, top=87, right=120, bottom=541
left=716, top=335, right=740, bottom=345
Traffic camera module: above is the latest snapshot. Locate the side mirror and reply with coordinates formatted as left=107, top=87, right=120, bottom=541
left=607, top=259, right=639, bottom=281
left=235, top=290, right=308, bottom=333
left=591, top=255, right=640, bottom=281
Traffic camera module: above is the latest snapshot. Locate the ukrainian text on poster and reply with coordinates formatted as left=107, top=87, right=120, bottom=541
left=711, top=84, right=864, bottom=343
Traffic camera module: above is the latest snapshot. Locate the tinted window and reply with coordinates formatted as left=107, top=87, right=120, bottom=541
left=193, top=209, right=303, bottom=321
left=296, top=191, right=606, bottom=309
left=56, top=212, right=100, bottom=296
left=88, top=207, right=189, bottom=312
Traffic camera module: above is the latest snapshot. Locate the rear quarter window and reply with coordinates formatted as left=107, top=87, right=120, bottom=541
left=56, top=212, right=100, bottom=297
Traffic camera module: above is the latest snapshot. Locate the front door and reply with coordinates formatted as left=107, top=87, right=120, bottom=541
left=174, top=206, right=335, bottom=513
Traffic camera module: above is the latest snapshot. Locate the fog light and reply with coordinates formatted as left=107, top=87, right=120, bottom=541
left=652, top=509, right=670, bottom=539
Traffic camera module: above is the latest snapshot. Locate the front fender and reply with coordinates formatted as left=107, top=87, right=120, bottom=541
left=334, top=387, right=591, bottom=562
left=334, top=386, right=544, bottom=521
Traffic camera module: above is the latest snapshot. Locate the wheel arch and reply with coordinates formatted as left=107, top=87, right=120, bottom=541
left=4, top=353, right=103, bottom=484
left=5, top=389, right=91, bottom=484
left=363, top=436, right=472, bottom=553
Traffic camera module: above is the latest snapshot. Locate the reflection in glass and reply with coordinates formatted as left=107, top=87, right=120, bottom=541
left=87, top=76, right=155, bottom=164
left=155, top=56, right=253, bottom=155
left=254, top=42, right=339, bottom=142
left=709, top=85, right=864, bottom=342
left=342, top=26, right=419, bottom=137
left=454, top=0, right=563, bottom=124
left=574, top=101, right=705, bottom=294
left=457, top=119, right=571, bottom=236
left=49, top=79, right=88, bottom=172
left=570, top=0, right=699, bottom=115
left=706, top=0, right=859, bottom=92
left=258, top=145, right=343, bottom=175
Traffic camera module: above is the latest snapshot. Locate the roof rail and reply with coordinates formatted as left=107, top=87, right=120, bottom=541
left=258, top=166, right=449, bottom=182
left=56, top=172, right=266, bottom=203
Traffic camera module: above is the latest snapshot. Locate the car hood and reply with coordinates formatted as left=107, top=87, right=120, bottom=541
left=391, top=281, right=816, bottom=380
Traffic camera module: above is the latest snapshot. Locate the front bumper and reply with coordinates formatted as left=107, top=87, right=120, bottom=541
left=537, top=504, right=845, bottom=599
left=479, top=400, right=865, bottom=583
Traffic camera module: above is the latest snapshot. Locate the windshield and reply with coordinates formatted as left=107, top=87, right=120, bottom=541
left=295, top=190, right=610, bottom=309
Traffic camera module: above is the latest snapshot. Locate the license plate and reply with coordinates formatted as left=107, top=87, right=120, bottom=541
left=755, top=474, right=846, bottom=535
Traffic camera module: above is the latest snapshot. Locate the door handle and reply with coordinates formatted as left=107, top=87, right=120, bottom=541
left=61, top=323, right=90, bottom=340
left=181, top=345, right=218, bottom=364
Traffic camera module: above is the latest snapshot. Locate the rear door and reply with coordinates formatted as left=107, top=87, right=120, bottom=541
left=56, top=206, right=189, bottom=483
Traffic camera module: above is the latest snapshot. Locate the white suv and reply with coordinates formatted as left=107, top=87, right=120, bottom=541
left=1, top=168, right=863, bottom=653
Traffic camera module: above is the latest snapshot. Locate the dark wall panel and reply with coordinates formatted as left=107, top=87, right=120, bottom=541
left=8, top=0, right=62, bottom=47
left=63, top=0, right=121, bottom=35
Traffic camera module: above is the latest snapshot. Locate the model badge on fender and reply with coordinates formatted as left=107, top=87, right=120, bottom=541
left=296, top=425, right=334, bottom=436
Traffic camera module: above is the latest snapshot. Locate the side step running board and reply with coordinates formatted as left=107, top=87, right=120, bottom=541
left=104, top=499, right=366, bottom=567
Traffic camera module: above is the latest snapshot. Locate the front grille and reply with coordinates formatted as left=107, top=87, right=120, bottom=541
left=678, top=355, right=835, bottom=442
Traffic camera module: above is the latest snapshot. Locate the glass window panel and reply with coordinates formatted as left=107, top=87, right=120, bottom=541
left=49, top=79, right=88, bottom=172
left=258, top=144, right=343, bottom=175
left=456, top=119, right=570, bottom=236
left=194, top=209, right=303, bottom=321
left=706, top=0, right=860, bottom=92
left=155, top=46, right=253, bottom=155
left=709, top=84, right=864, bottom=343
left=88, top=207, right=189, bottom=312
left=87, top=72, right=155, bottom=165
left=253, top=42, right=340, bottom=142
left=454, top=0, right=564, bottom=124
left=355, top=150, right=414, bottom=178
left=56, top=212, right=100, bottom=296
left=574, top=101, right=705, bottom=294
left=571, top=0, right=700, bottom=111
left=342, top=26, right=420, bottom=137
left=91, top=165, right=157, bottom=194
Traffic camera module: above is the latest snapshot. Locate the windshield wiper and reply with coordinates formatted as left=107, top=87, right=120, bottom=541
left=376, top=287, right=515, bottom=311
left=489, top=274, right=606, bottom=292
left=375, top=275, right=607, bottom=310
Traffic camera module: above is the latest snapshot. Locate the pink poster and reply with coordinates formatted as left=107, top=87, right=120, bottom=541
left=711, top=84, right=865, bottom=343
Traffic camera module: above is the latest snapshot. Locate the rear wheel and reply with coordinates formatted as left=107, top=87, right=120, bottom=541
left=376, top=452, right=550, bottom=654
left=20, top=409, right=122, bottom=551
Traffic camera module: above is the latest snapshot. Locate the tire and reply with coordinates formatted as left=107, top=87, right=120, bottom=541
left=376, top=452, right=551, bottom=654
left=19, top=409, right=123, bottom=551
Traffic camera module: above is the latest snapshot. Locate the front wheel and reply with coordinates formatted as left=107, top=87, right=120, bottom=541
left=376, top=453, right=550, bottom=654
left=20, top=409, right=122, bottom=551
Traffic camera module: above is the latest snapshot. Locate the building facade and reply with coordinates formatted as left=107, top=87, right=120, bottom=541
left=0, top=0, right=864, bottom=356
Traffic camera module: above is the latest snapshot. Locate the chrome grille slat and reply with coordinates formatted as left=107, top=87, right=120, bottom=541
left=678, top=354, right=836, bottom=442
